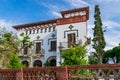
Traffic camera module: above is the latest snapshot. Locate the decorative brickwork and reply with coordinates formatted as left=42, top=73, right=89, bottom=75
left=0, top=64, right=120, bottom=80
left=57, top=15, right=87, bottom=25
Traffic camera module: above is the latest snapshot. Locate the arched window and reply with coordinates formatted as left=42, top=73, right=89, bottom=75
left=33, top=60, right=42, bottom=67
left=50, top=59, right=56, bottom=66
left=47, top=56, right=56, bottom=66
left=22, top=61, right=29, bottom=67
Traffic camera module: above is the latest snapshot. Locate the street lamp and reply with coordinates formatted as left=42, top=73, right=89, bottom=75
left=58, top=42, right=64, bottom=64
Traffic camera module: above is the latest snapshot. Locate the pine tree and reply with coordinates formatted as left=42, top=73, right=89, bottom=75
left=92, top=5, right=106, bottom=64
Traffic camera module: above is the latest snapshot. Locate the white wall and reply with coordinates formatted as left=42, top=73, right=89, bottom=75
left=17, top=27, right=57, bottom=66
left=56, top=22, right=87, bottom=66
left=16, top=21, right=87, bottom=67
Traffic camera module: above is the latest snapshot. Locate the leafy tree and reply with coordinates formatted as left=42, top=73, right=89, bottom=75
left=0, top=27, right=34, bottom=68
left=44, top=61, right=51, bottom=67
left=3, top=32, right=21, bottom=53
left=60, top=44, right=93, bottom=80
left=20, top=32, right=33, bottom=48
left=92, top=5, right=106, bottom=64
left=103, top=50, right=112, bottom=63
left=88, top=53, right=98, bottom=64
left=103, top=46, right=120, bottom=64
left=7, top=54, right=24, bottom=68
left=0, top=27, right=24, bottom=68
left=113, top=46, right=120, bottom=63
left=60, top=45, right=88, bottom=66
left=0, top=27, right=18, bottom=67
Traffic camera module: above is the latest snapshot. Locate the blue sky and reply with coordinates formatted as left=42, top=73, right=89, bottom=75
left=0, top=0, right=120, bottom=50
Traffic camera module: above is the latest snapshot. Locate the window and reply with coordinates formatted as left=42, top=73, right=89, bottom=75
left=50, top=59, right=56, bottom=66
left=29, top=30, right=31, bottom=34
left=41, top=29, right=43, bottom=33
left=50, top=41, right=56, bottom=51
left=49, top=27, right=51, bottom=32
left=36, top=42, right=41, bottom=54
left=37, top=29, right=39, bottom=33
left=26, top=31, right=28, bottom=35
left=33, top=60, right=42, bottom=67
left=23, top=44, right=28, bottom=55
left=33, top=30, right=35, bottom=34
left=45, top=28, right=47, bottom=32
left=67, top=33, right=76, bottom=47
left=22, top=61, right=29, bottom=67
left=53, top=27, right=55, bottom=31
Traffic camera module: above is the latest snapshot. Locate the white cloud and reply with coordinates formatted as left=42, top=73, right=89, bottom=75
left=51, top=11, right=62, bottom=18
left=42, top=3, right=62, bottom=18
left=103, top=21, right=120, bottom=29
left=87, top=0, right=120, bottom=50
left=87, top=20, right=120, bottom=51
left=42, top=3, right=59, bottom=11
left=0, top=19, right=15, bottom=32
left=105, top=34, right=120, bottom=50
left=102, top=20, right=120, bottom=50
left=96, top=0, right=120, bottom=2
left=65, top=0, right=90, bottom=7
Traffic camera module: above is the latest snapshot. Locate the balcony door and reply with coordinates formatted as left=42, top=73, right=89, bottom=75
left=67, top=33, right=76, bottom=47
left=36, top=42, right=41, bottom=54
left=23, top=44, right=28, bottom=55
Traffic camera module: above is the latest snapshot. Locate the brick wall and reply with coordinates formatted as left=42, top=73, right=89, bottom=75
left=0, top=64, right=120, bottom=80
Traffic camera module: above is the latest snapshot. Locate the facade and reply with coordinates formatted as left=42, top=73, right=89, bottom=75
left=13, top=7, right=89, bottom=67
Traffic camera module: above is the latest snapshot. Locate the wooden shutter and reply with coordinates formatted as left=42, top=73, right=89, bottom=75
left=68, top=33, right=75, bottom=47
left=36, top=42, right=41, bottom=54
left=51, top=41, right=56, bottom=51
left=23, top=44, right=28, bottom=55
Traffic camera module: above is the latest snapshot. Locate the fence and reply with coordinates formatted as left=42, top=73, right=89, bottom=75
left=0, top=64, right=120, bottom=80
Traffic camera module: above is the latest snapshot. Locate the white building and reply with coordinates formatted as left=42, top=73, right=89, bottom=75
left=13, top=7, right=89, bottom=67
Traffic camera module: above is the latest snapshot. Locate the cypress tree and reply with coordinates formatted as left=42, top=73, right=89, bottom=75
left=92, top=5, right=106, bottom=64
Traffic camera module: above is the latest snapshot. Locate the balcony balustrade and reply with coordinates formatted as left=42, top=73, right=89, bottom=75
left=59, top=40, right=82, bottom=50
left=18, top=47, right=45, bottom=57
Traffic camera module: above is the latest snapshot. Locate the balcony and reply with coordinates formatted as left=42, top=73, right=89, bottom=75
left=59, top=40, right=82, bottom=50
left=35, top=48, right=45, bottom=56
left=18, top=47, right=45, bottom=57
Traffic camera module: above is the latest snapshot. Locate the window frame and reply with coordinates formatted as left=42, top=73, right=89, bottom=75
left=33, top=30, right=35, bottom=34
left=29, top=30, right=31, bottom=34
left=35, top=42, right=41, bottom=54
left=41, top=29, right=43, bottom=33
left=49, top=27, right=51, bottom=32
left=37, top=29, right=39, bottom=33
left=49, top=40, right=57, bottom=52
left=23, top=44, right=28, bottom=55
left=53, top=27, right=55, bottom=31
left=45, top=28, right=47, bottom=32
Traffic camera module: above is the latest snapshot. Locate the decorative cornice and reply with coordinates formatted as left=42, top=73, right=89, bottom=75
left=48, top=38, right=56, bottom=45
left=60, top=6, right=89, bottom=18
left=13, top=7, right=89, bottom=30
left=13, top=19, right=57, bottom=30
left=34, top=39, right=43, bottom=45
left=57, top=15, right=87, bottom=25
left=64, top=29, right=78, bottom=38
